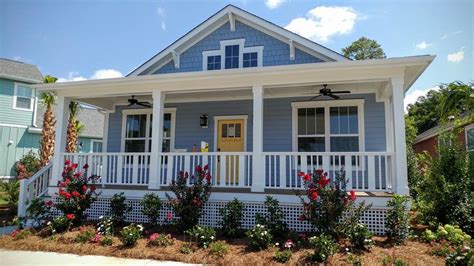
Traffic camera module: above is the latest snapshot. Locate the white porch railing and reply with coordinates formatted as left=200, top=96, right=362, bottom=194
left=18, top=163, right=52, bottom=217
left=263, top=152, right=393, bottom=192
left=62, top=153, right=151, bottom=186
left=159, top=152, right=253, bottom=188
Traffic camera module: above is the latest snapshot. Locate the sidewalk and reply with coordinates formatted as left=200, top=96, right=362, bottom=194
left=0, top=249, right=197, bottom=265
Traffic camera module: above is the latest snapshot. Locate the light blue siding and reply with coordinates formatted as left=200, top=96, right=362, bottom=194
left=107, top=94, right=386, bottom=153
left=0, top=78, right=35, bottom=126
left=152, top=21, right=323, bottom=75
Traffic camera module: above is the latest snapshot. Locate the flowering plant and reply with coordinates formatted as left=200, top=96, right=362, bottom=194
left=119, top=224, right=143, bottom=246
left=148, top=233, right=174, bottom=247
left=185, top=225, right=216, bottom=248
left=50, top=216, right=71, bottom=234
left=297, top=169, right=358, bottom=235
left=166, top=165, right=212, bottom=230
left=55, top=160, right=100, bottom=223
left=97, top=216, right=114, bottom=236
left=246, top=224, right=273, bottom=250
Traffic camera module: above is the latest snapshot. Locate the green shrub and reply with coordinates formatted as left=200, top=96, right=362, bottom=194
left=75, top=226, right=96, bottom=243
left=421, top=225, right=471, bottom=247
left=445, top=246, right=473, bottom=266
left=100, top=236, right=113, bottom=246
left=348, top=223, right=374, bottom=250
left=26, top=198, right=53, bottom=227
left=209, top=241, right=230, bottom=258
left=308, top=234, right=338, bottom=262
left=179, top=242, right=195, bottom=254
left=246, top=224, right=273, bottom=250
left=110, top=192, right=131, bottom=225
left=274, top=249, right=292, bottom=263
left=96, top=216, right=114, bottom=236
left=385, top=194, right=410, bottom=244
left=10, top=229, right=31, bottom=240
left=219, top=198, right=244, bottom=237
left=381, top=255, right=409, bottom=266
left=166, top=165, right=212, bottom=230
left=0, top=180, right=20, bottom=214
left=148, top=233, right=174, bottom=247
left=119, top=224, right=143, bottom=246
left=255, top=196, right=288, bottom=238
left=15, top=150, right=40, bottom=179
left=185, top=225, right=216, bottom=248
left=50, top=216, right=71, bottom=234
left=140, top=193, right=162, bottom=226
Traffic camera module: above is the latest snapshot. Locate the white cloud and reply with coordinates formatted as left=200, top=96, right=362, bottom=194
left=441, top=30, right=462, bottom=40
left=447, top=47, right=464, bottom=63
left=415, top=41, right=431, bottom=50
left=157, top=7, right=166, bottom=31
left=265, top=0, right=286, bottom=9
left=161, top=21, right=166, bottom=31
left=58, top=69, right=123, bottom=82
left=285, top=6, right=358, bottom=43
left=404, top=86, right=440, bottom=112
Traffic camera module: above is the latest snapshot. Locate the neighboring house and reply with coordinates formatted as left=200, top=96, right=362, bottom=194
left=414, top=117, right=474, bottom=157
left=0, top=58, right=103, bottom=179
left=23, top=5, right=434, bottom=233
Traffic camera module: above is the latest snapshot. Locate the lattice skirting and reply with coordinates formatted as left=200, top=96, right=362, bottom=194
left=52, top=197, right=388, bottom=235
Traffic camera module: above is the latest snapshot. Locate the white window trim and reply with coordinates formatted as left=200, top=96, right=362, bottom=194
left=13, top=82, right=34, bottom=111
left=90, top=139, right=103, bottom=153
left=120, top=108, right=176, bottom=153
left=465, top=123, right=474, bottom=152
left=291, top=99, right=365, bottom=152
left=202, top=38, right=263, bottom=71
left=213, top=115, right=248, bottom=152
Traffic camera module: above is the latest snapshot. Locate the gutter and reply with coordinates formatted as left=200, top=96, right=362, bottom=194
left=0, top=74, right=42, bottom=84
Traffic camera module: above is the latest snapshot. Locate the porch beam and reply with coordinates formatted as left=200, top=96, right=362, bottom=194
left=391, top=77, right=409, bottom=195
left=50, top=96, right=70, bottom=187
left=149, top=90, right=165, bottom=189
left=252, top=85, right=264, bottom=192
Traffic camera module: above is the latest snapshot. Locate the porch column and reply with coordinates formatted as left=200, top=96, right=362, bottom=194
left=148, top=90, right=165, bottom=190
left=50, top=95, right=70, bottom=186
left=391, top=77, right=409, bottom=195
left=252, top=85, right=264, bottom=192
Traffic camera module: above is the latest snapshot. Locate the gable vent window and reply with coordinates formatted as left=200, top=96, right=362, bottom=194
left=13, top=83, right=34, bottom=111
left=225, top=45, right=239, bottom=69
left=207, top=55, right=221, bottom=70
left=243, top=52, right=258, bottom=68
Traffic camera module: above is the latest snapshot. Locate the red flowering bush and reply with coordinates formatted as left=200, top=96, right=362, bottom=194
left=55, top=160, right=100, bottom=224
left=166, top=165, right=212, bottom=230
left=297, top=169, right=365, bottom=236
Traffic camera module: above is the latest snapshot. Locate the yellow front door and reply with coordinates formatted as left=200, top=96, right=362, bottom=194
left=217, top=119, right=245, bottom=185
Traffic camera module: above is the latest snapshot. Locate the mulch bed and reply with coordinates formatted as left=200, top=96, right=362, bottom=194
left=0, top=227, right=444, bottom=265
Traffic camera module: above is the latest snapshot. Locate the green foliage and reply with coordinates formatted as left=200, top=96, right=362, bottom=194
left=381, top=255, right=409, bottom=266
left=119, top=224, right=143, bottom=246
left=421, top=225, right=471, bottom=246
left=308, top=234, right=338, bottom=262
left=50, top=216, right=71, bottom=234
left=96, top=216, right=114, bottom=236
left=148, top=233, right=174, bottom=247
left=274, top=249, right=292, bottom=263
left=445, top=246, right=473, bottom=266
left=179, top=242, right=195, bottom=254
left=348, top=223, right=374, bottom=250
left=342, top=37, right=386, bottom=60
left=0, top=180, right=20, bottom=213
left=140, top=193, right=162, bottom=226
left=26, top=198, right=53, bottom=227
left=10, top=229, right=31, bottom=240
left=255, top=196, right=288, bottom=238
left=414, top=131, right=473, bottom=234
left=185, top=225, right=216, bottom=248
left=405, top=115, right=423, bottom=199
left=100, top=236, right=113, bottom=246
left=219, top=198, right=244, bottom=237
left=110, top=192, right=131, bottom=225
left=385, top=194, right=410, bottom=244
left=166, top=165, right=212, bottom=230
left=43, top=75, right=58, bottom=84
left=75, top=226, right=96, bottom=243
left=209, top=241, right=230, bottom=258
left=15, top=151, right=40, bottom=179
left=246, top=224, right=273, bottom=250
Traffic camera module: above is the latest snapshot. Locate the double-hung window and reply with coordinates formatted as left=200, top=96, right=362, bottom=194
left=225, top=44, right=239, bottom=69
left=293, top=100, right=364, bottom=153
left=14, top=83, right=34, bottom=111
left=122, top=109, right=176, bottom=153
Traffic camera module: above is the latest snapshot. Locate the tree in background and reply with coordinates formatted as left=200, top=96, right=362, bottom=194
left=39, top=75, right=58, bottom=167
left=341, top=37, right=386, bottom=60
left=66, top=101, right=80, bottom=153
left=438, top=81, right=473, bottom=123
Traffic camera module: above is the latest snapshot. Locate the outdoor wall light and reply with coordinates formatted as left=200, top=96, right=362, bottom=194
left=200, top=114, right=209, bottom=128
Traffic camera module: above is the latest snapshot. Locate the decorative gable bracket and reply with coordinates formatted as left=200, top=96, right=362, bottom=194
left=228, top=11, right=235, bottom=31
left=289, top=40, right=295, bottom=60
left=172, top=50, right=180, bottom=69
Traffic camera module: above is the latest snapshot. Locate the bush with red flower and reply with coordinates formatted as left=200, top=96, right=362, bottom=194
left=166, top=165, right=212, bottom=230
left=296, top=169, right=370, bottom=236
left=55, top=160, right=100, bottom=224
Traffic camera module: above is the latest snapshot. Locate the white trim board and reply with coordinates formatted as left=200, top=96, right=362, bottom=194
left=13, top=82, right=34, bottom=111
left=213, top=115, right=248, bottom=152
left=202, top=39, right=263, bottom=71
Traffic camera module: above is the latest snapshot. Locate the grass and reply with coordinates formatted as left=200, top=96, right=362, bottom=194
left=0, top=227, right=445, bottom=265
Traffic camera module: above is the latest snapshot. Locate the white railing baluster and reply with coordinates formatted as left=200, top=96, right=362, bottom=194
left=367, top=155, right=375, bottom=190
left=279, top=155, right=286, bottom=188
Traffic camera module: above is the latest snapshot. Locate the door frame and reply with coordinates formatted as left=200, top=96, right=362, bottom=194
left=213, top=115, right=248, bottom=152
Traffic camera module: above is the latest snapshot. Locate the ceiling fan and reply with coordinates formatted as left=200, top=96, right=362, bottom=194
left=126, top=95, right=152, bottom=108
left=306, top=84, right=351, bottom=100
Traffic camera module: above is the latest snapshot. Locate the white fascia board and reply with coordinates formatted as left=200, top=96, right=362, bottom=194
left=0, top=74, right=42, bottom=84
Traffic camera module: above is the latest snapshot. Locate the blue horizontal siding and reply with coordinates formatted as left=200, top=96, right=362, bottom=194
left=152, top=21, right=323, bottom=75
left=107, top=93, right=386, bottom=153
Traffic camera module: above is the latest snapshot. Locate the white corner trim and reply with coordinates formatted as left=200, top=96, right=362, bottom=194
left=12, top=82, right=34, bottom=111
left=0, top=123, right=28, bottom=128
left=289, top=39, right=295, bottom=60
left=172, top=50, right=180, bottom=69
left=228, top=11, right=235, bottom=31
left=213, top=115, right=248, bottom=152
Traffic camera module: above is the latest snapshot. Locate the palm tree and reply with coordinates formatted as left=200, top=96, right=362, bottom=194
left=66, top=101, right=80, bottom=153
left=38, top=75, right=58, bottom=167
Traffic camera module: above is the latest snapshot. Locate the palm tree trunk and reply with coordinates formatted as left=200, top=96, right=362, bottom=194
left=66, top=116, right=78, bottom=153
left=39, top=105, right=56, bottom=167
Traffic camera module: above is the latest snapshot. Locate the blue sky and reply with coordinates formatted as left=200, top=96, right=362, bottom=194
left=1, top=0, right=472, bottom=107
